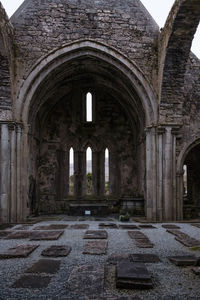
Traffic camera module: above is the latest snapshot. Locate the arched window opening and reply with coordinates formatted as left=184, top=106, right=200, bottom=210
left=105, top=148, right=109, bottom=195
left=183, top=164, right=187, bottom=196
left=86, top=147, right=92, bottom=194
left=86, top=92, right=92, bottom=122
left=69, top=147, right=74, bottom=195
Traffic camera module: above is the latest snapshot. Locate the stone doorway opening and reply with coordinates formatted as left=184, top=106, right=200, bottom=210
left=182, top=143, right=200, bottom=219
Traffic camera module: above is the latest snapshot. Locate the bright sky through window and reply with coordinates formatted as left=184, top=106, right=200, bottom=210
left=86, top=92, right=92, bottom=122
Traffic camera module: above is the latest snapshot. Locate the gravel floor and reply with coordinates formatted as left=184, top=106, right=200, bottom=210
left=0, top=217, right=200, bottom=300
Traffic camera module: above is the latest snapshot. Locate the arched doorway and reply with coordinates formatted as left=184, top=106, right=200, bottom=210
left=182, top=143, right=200, bottom=219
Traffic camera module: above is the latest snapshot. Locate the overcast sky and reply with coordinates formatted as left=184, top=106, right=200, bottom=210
left=1, top=0, right=200, bottom=58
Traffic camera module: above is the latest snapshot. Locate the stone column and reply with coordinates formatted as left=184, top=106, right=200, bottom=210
left=109, top=151, right=119, bottom=196
left=146, top=126, right=157, bottom=221
left=10, top=124, right=17, bottom=222
left=0, top=123, right=10, bottom=222
left=74, top=151, right=85, bottom=198
left=176, top=170, right=184, bottom=221
left=16, top=124, right=22, bottom=221
left=93, top=151, right=105, bottom=197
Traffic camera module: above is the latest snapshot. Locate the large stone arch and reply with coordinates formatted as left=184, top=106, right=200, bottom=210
left=159, top=0, right=200, bottom=122
left=10, top=39, right=159, bottom=221
left=16, top=39, right=157, bottom=126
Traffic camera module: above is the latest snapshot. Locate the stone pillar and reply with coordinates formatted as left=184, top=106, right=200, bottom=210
left=16, top=124, right=23, bottom=221
left=74, top=151, right=85, bottom=198
left=0, top=123, right=10, bottom=222
left=146, top=126, right=157, bottom=221
left=176, top=170, right=184, bottom=221
left=10, top=124, right=17, bottom=222
left=109, top=151, right=119, bottom=196
left=93, top=151, right=105, bottom=197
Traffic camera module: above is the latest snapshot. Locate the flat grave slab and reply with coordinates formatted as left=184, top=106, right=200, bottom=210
left=128, top=231, right=154, bottom=248
left=119, top=224, right=139, bottom=230
left=0, top=231, right=11, bottom=238
left=34, top=224, right=68, bottom=230
left=70, top=224, right=89, bottom=229
left=5, top=231, right=30, bottom=239
left=84, top=230, right=108, bottom=239
left=162, top=224, right=180, bottom=229
left=15, top=225, right=32, bottom=230
left=191, top=224, right=200, bottom=228
left=116, top=261, right=153, bottom=289
left=41, top=245, right=71, bottom=257
left=90, top=296, right=141, bottom=300
left=139, top=225, right=157, bottom=229
left=130, top=254, right=161, bottom=263
left=192, top=267, right=200, bottom=275
left=0, top=224, right=14, bottom=230
left=25, top=259, right=61, bottom=274
left=12, top=275, right=51, bottom=289
left=83, top=240, right=108, bottom=255
left=99, top=223, right=118, bottom=229
left=107, top=253, right=131, bottom=264
left=0, top=244, right=39, bottom=259
left=166, top=229, right=200, bottom=247
left=68, top=264, right=104, bottom=297
left=30, top=230, right=64, bottom=240
left=168, top=255, right=197, bottom=266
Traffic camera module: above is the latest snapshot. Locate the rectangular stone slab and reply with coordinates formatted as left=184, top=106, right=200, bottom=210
left=117, top=262, right=151, bottom=281
left=134, top=240, right=154, bottom=248
left=168, top=255, right=198, bottom=266
left=107, top=253, right=131, bottom=264
left=162, top=224, right=180, bottom=229
left=119, top=224, right=139, bottom=229
left=0, top=224, right=14, bottom=230
left=128, top=231, right=147, bottom=239
left=0, top=231, right=11, bottom=238
left=30, top=230, right=64, bottom=240
left=12, top=275, right=51, bottom=289
left=70, top=224, right=89, bottom=229
left=191, top=224, right=200, bottom=228
left=116, top=279, right=153, bottom=290
left=15, top=225, right=32, bottom=230
left=99, top=223, right=118, bottom=229
left=34, top=224, right=68, bottom=230
left=25, top=259, right=61, bottom=274
left=83, top=240, right=108, bottom=254
left=84, top=230, right=108, bottom=239
left=68, top=264, right=104, bottom=297
left=175, top=236, right=200, bottom=247
left=139, top=224, right=157, bottom=229
left=0, top=244, right=39, bottom=259
left=41, top=245, right=71, bottom=257
left=116, top=262, right=153, bottom=289
left=130, top=254, right=161, bottom=263
left=5, top=231, right=31, bottom=239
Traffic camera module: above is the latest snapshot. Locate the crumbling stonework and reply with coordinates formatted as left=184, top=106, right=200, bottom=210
left=0, top=0, right=200, bottom=222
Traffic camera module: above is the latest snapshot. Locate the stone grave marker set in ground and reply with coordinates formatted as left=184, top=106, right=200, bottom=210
left=0, top=245, right=39, bottom=259
left=166, top=229, right=200, bottom=247
left=83, top=240, right=108, bottom=254
left=41, top=245, right=71, bottom=257
left=128, top=231, right=154, bottom=248
left=99, top=223, right=119, bottom=229
left=168, top=255, right=199, bottom=266
left=116, top=261, right=153, bottom=289
left=107, top=253, right=161, bottom=264
left=83, top=230, right=108, bottom=239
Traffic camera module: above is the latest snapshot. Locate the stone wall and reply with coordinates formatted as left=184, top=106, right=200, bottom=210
left=35, top=87, right=143, bottom=213
left=11, top=0, right=159, bottom=96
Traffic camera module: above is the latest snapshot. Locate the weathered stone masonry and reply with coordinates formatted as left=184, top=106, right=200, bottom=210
left=0, top=0, right=200, bottom=222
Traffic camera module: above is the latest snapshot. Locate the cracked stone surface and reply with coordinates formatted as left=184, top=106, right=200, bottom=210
left=68, top=264, right=104, bottom=297
left=83, top=240, right=108, bottom=254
